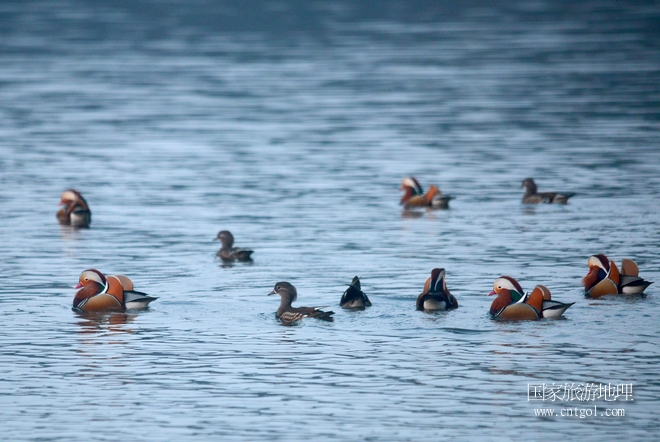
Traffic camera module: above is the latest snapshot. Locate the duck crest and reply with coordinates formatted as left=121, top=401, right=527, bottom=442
left=430, top=268, right=445, bottom=293
left=401, top=177, right=424, bottom=195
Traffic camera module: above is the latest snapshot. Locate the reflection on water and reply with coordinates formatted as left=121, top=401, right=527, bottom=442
left=1, top=0, right=659, bottom=440
left=74, top=311, right=136, bottom=335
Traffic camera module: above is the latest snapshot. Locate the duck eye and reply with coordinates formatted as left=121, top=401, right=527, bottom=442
left=497, top=286, right=501, bottom=289
left=276, top=286, right=281, bottom=290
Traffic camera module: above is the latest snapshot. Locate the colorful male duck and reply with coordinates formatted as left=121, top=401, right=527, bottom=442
left=340, top=276, right=372, bottom=308
left=416, top=268, right=458, bottom=311
left=488, top=276, right=573, bottom=319
left=582, top=254, right=652, bottom=297
left=73, top=269, right=158, bottom=312
left=215, top=230, right=254, bottom=262
left=57, top=189, right=91, bottom=227
left=268, top=282, right=334, bottom=323
left=400, top=177, right=453, bottom=209
left=521, top=178, right=574, bottom=204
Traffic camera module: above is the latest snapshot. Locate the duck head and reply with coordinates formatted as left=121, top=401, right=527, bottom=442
left=399, top=177, right=424, bottom=204
left=215, top=230, right=234, bottom=248
left=73, top=269, right=107, bottom=308
left=521, top=178, right=537, bottom=195
left=268, top=281, right=298, bottom=304
left=422, top=268, right=449, bottom=295
left=582, top=254, right=609, bottom=290
left=488, top=276, right=524, bottom=316
left=60, top=189, right=89, bottom=209
left=400, top=177, right=423, bottom=194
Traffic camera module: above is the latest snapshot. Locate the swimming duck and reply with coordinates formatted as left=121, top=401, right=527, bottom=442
left=215, top=230, right=253, bottom=261
left=340, top=276, right=372, bottom=308
left=416, top=268, right=458, bottom=311
left=488, top=276, right=543, bottom=320
left=582, top=255, right=652, bottom=297
left=521, top=178, right=574, bottom=204
left=268, top=282, right=334, bottom=323
left=73, top=269, right=157, bottom=312
left=400, top=177, right=453, bottom=209
left=57, top=189, right=91, bottom=227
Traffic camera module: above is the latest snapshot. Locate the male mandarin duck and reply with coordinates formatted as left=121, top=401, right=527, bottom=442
left=400, top=176, right=453, bottom=209
left=339, top=276, right=372, bottom=309
left=416, top=268, right=458, bottom=311
left=214, top=230, right=253, bottom=262
left=521, top=178, right=575, bottom=204
left=73, top=269, right=157, bottom=312
left=582, top=254, right=652, bottom=297
left=488, top=276, right=573, bottom=319
left=268, top=282, right=334, bottom=323
left=57, top=189, right=91, bottom=227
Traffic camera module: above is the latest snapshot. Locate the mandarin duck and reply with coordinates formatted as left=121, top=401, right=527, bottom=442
left=73, top=269, right=158, bottom=312
left=339, top=276, right=372, bottom=308
left=215, top=230, right=253, bottom=262
left=268, top=282, right=334, bottom=323
left=57, top=189, right=91, bottom=227
left=416, top=268, right=458, bottom=311
left=400, top=177, right=453, bottom=209
left=521, top=178, right=575, bottom=204
left=582, top=255, right=652, bottom=297
left=488, top=276, right=573, bottom=319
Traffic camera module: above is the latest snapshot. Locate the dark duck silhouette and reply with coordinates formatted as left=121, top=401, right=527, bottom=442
left=339, top=276, right=372, bottom=308
left=268, top=282, right=334, bottom=323
left=215, top=230, right=253, bottom=262
left=521, top=178, right=574, bottom=204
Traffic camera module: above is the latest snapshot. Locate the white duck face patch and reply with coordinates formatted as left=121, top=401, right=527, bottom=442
left=61, top=190, right=80, bottom=202
left=587, top=255, right=608, bottom=270
left=79, top=270, right=105, bottom=285
left=493, top=277, right=519, bottom=292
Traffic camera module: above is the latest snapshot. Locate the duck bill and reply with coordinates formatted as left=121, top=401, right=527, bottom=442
left=267, top=290, right=276, bottom=296
left=487, top=290, right=497, bottom=296
left=74, top=282, right=83, bottom=289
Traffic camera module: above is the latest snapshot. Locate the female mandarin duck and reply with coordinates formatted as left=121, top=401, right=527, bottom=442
left=416, top=268, right=458, bottom=311
left=582, top=254, right=652, bottom=297
left=73, top=269, right=157, bottom=312
left=400, top=177, right=453, bottom=209
left=521, top=178, right=575, bottom=204
left=268, top=282, right=334, bottom=323
left=340, top=276, right=372, bottom=308
left=488, top=276, right=573, bottom=319
left=57, top=189, right=91, bottom=227
left=215, top=230, right=254, bottom=262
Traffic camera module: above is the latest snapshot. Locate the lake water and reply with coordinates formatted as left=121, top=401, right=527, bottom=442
left=1, top=0, right=659, bottom=440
